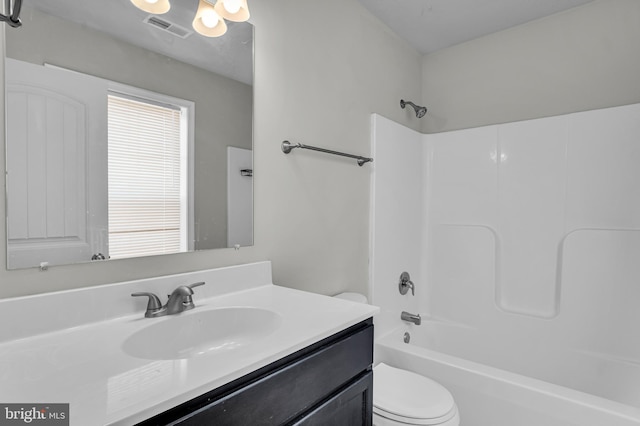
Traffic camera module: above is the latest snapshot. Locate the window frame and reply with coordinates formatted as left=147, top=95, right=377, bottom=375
left=107, top=82, right=195, bottom=256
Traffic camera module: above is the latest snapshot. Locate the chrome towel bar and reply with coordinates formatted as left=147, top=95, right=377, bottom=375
left=281, top=140, right=373, bottom=167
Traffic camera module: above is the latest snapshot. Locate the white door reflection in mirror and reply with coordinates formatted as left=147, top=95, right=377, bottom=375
left=6, top=58, right=108, bottom=269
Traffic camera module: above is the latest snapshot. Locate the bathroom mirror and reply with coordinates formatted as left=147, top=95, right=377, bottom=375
left=4, top=0, right=254, bottom=269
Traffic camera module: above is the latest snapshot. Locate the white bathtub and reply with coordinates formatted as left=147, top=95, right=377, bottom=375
left=374, top=322, right=640, bottom=426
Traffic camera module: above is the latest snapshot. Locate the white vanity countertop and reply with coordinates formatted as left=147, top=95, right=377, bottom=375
left=0, top=263, right=378, bottom=425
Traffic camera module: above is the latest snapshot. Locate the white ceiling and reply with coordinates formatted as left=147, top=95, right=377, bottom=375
left=357, top=0, right=597, bottom=54
left=26, top=0, right=253, bottom=85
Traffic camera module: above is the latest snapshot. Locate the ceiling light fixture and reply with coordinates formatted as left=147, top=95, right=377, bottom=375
left=130, top=0, right=171, bottom=15
left=214, top=0, right=250, bottom=22
left=130, top=0, right=250, bottom=38
left=192, top=0, right=227, bottom=38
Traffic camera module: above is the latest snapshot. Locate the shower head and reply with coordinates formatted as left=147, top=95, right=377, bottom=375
left=400, top=100, right=427, bottom=118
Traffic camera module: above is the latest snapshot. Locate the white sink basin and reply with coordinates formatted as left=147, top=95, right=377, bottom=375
left=122, top=307, right=283, bottom=360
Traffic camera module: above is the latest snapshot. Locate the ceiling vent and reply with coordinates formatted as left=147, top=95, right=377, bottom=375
left=144, top=15, right=192, bottom=39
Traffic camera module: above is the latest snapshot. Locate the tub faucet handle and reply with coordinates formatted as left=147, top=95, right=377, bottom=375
left=399, top=271, right=415, bottom=296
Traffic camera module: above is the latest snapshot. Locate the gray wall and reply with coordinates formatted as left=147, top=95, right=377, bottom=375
left=421, top=0, right=640, bottom=133
left=0, top=0, right=422, bottom=298
left=7, top=6, right=253, bottom=250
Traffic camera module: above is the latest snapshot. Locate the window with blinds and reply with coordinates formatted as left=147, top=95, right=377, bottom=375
left=107, top=93, right=188, bottom=259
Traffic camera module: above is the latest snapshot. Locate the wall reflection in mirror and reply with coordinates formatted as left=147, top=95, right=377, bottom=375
left=4, top=0, right=254, bottom=269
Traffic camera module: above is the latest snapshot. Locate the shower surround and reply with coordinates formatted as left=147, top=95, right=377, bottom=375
left=369, top=104, right=640, bottom=424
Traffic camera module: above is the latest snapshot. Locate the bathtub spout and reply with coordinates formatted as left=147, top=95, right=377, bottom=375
left=401, top=311, right=421, bottom=325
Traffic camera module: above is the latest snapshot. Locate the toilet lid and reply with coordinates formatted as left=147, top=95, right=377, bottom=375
left=373, top=363, right=456, bottom=422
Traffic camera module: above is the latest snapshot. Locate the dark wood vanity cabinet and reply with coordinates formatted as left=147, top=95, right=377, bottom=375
left=138, top=318, right=374, bottom=426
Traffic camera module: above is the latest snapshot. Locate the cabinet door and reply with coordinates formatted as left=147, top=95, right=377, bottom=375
left=292, top=371, right=373, bottom=426
left=155, top=323, right=373, bottom=426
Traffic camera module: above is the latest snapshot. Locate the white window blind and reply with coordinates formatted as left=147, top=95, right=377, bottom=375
left=108, top=93, right=186, bottom=259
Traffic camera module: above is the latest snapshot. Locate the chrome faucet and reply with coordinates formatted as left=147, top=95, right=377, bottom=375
left=132, top=282, right=205, bottom=318
left=401, top=311, right=421, bottom=325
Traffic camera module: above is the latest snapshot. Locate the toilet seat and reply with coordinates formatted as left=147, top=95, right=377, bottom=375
left=374, top=406, right=458, bottom=426
left=373, top=363, right=459, bottom=425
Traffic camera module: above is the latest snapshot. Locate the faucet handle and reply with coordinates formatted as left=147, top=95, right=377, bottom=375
left=187, top=281, right=205, bottom=290
left=132, top=292, right=163, bottom=317
left=171, top=282, right=204, bottom=299
left=399, top=272, right=415, bottom=296
left=182, top=282, right=204, bottom=310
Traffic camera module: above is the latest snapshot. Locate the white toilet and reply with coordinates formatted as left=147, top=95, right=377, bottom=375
left=373, top=363, right=459, bottom=426
left=333, top=293, right=460, bottom=426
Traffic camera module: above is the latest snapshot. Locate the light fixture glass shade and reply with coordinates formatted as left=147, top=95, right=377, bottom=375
left=192, top=0, right=228, bottom=37
left=130, top=0, right=171, bottom=14
left=214, top=0, right=250, bottom=22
